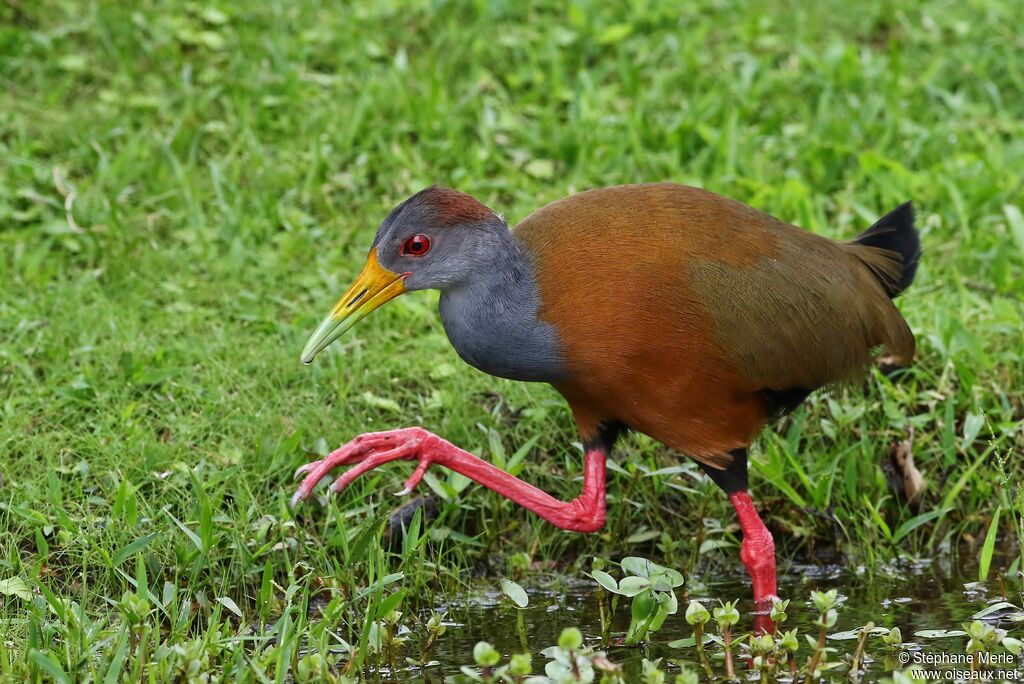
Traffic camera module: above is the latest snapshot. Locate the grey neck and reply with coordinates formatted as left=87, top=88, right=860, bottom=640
left=438, top=232, right=565, bottom=383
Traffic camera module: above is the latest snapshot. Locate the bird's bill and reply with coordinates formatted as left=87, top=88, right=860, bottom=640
left=300, top=248, right=406, bottom=364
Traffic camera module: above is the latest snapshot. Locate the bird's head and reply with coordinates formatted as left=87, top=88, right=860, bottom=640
left=300, top=186, right=503, bottom=364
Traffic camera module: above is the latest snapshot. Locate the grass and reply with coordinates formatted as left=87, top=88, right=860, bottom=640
left=1, top=0, right=1022, bottom=680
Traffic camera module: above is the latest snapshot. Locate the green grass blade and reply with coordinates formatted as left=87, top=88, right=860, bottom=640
left=892, top=509, right=950, bottom=544
left=29, top=651, right=71, bottom=684
left=111, top=533, right=157, bottom=567
left=979, top=508, right=1001, bottom=582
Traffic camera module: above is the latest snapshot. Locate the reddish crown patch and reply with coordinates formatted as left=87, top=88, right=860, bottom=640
left=420, top=186, right=494, bottom=226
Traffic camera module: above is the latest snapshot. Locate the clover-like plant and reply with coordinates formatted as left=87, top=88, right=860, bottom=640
left=805, top=589, right=842, bottom=681
left=684, top=600, right=714, bottom=677
left=963, top=618, right=1021, bottom=674
left=461, top=641, right=505, bottom=683
left=589, top=557, right=684, bottom=645
left=641, top=657, right=667, bottom=684
left=540, top=627, right=624, bottom=683
left=713, top=599, right=740, bottom=678
left=770, top=598, right=790, bottom=624
left=749, top=632, right=775, bottom=682
left=881, top=626, right=903, bottom=650
left=508, top=653, right=533, bottom=683
left=414, top=611, right=446, bottom=667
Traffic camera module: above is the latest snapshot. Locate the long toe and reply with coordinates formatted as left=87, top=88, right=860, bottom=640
left=290, top=435, right=393, bottom=504
left=327, top=444, right=418, bottom=495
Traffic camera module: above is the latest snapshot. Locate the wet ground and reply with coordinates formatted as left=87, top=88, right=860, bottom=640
left=365, top=560, right=1022, bottom=682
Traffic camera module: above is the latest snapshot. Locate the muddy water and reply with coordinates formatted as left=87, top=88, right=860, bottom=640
left=368, top=561, right=1021, bottom=682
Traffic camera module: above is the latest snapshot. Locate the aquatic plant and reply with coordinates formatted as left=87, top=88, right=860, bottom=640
left=803, top=589, right=842, bottom=681
left=592, top=557, right=615, bottom=645
left=589, top=556, right=684, bottom=645
left=538, top=627, right=625, bottom=684
left=461, top=641, right=504, bottom=683
left=683, top=600, right=714, bottom=677
left=847, top=621, right=873, bottom=684
left=963, top=619, right=1022, bottom=675
left=414, top=611, right=447, bottom=668
left=712, top=599, right=740, bottom=678
left=500, top=577, right=531, bottom=649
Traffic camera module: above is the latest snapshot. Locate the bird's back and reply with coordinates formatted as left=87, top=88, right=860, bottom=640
left=514, top=183, right=915, bottom=464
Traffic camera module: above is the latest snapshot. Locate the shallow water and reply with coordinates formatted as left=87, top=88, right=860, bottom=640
left=360, top=559, right=1022, bottom=682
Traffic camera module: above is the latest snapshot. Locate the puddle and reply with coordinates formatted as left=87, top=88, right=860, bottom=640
left=358, top=561, right=1022, bottom=682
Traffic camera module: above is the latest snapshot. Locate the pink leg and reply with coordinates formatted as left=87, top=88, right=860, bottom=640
left=292, top=427, right=607, bottom=533
left=728, top=490, right=778, bottom=633
left=733, top=489, right=778, bottom=634
left=728, top=491, right=777, bottom=603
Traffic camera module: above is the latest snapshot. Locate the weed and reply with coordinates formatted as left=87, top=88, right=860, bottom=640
left=589, top=556, right=683, bottom=645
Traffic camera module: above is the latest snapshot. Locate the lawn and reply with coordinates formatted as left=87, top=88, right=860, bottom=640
left=1, top=0, right=1022, bottom=681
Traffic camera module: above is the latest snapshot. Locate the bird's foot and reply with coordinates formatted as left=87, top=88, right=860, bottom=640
left=291, top=427, right=441, bottom=507
left=290, top=426, right=609, bottom=533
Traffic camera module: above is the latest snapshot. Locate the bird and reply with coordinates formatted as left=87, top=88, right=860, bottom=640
left=292, top=183, right=919, bottom=612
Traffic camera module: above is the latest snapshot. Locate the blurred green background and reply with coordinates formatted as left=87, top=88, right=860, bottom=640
left=1, top=0, right=1022, bottom=680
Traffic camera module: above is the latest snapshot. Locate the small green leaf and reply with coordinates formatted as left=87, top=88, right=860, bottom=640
left=201, top=7, right=229, bottom=24
left=972, top=601, right=1019, bottom=619
left=591, top=570, right=618, bottom=593
left=626, top=589, right=657, bottom=644
left=626, top=529, right=661, bottom=544
left=649, top=568, right=685, bottom=590
left=617, top=576, right=651, bottom=597
left=667, top=634, right=714, bottom=648
left=506, top=434, right=541, bottom=476
left=217, top=596, right=243, bottom=618
left=558, top=627, right=584, bottom=650
left=713, top=600, right=741, bottom=627
left=500, top=578, right=529, bottom=608
left=473, top=641, right=500, bottom=667
left=488, top=429, right=506, bottom=469
left=650, top=594, right=676, bottom=631
left=914, top=629, right=967, bottom=639
left=830, top=626, right=889, bottom=640
left=0, top=577, right=32, bottom=601
left=57, top=54, right=87, bottom=72
left=509, top=652, right=532, bottom=676
left=524, top=159, right=555, bottom=179
left=962, top=412, right=985, bottom=448
left=862, top=496, right=892, bottom=541
left=360, top=392, right=402, bottom=413
left=685, top=600, right=710, bottom=625
left=597, top=23, right=633, bottom=45
left=621, top=556, right=654, bottom=578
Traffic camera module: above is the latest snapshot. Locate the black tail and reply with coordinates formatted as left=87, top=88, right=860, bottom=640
left=853, top=201, right=920, bottom=298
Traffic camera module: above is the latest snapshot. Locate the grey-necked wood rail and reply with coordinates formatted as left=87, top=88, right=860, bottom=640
left=293, top=183, right=919, bottom=611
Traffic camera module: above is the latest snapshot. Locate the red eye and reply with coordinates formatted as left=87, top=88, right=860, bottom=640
left=402, top=234, right=431, bottom=256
